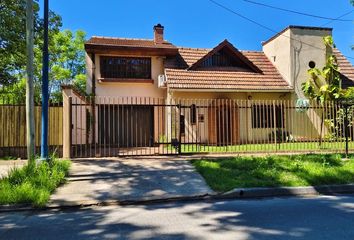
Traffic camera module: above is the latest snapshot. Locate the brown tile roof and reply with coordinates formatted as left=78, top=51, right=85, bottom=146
left=85, top=36, right=176, bottom=49
left=165, top=47, right=292, bottom=91
left=333, top=48, right=354, bottom=88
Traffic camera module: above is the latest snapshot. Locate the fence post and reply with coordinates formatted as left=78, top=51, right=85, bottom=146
left=63, top=96, right=72, bottom=159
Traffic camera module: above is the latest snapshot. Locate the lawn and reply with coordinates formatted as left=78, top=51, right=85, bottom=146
left=192, top=154, right=354, bottom=192
left=0, top=159, right=71, bottom=207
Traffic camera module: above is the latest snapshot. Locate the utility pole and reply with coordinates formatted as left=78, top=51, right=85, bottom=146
left=26, top=0, right=35, bottom=163
left=41, top=0, right=49, bottom=160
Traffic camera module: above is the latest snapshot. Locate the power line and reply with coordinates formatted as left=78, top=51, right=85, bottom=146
left=243, top=0, right=353, bottom=22
left=208, top=0, right=354, bottom=59
left=208, top=0, right=324, bottom=50
left=321, top=10, right=354, bottom=27
left=345, top=55, right=354, bottom=60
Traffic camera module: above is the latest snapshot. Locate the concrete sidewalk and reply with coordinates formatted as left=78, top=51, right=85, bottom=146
left=0, top=160, right=27, bottom=178
left=50, top=158, right=214, bottom=206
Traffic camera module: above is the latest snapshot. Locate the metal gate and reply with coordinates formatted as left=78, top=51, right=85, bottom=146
left=70, top=96, right=180, bottom=157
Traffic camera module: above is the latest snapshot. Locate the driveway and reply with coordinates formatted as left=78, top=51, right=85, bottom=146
left=50, top=157, right=214, bottom=206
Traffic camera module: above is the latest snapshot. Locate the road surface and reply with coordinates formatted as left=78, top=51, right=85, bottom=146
left=1, top=195, right=353, bottom=240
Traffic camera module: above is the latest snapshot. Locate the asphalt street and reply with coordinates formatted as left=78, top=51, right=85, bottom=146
left=0, top=195, right=353, bottom=240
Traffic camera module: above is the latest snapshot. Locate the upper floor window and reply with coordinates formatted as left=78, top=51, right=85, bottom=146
left=100, top=56, right=151, bottom=79
left=202, top=51, right=235, bottom=67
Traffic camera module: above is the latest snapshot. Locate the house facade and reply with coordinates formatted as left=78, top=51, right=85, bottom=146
left=62, top=24, right=354, bottom=157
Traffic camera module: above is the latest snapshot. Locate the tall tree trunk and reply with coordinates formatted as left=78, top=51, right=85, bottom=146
left=26, top=0, right=35, bottom=163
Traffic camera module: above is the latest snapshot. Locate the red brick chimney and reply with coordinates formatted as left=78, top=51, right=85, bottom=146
left=153, top=24, right=164, bottom=44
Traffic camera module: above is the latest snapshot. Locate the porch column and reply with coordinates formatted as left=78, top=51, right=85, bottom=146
left=62, top=87, right=73, bottom=159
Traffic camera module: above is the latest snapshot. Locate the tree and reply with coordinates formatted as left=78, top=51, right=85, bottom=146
left=26, top=0, right=35, bottom=162
left=0, top=0, right=62, bottom=87
left=0, top=29, right=87, bottom=103
left=0, top=0, right=62, bottom=85
left=302, top=36, right=343, bottom=103
left=3, top=4, right=86, bottom=104
left=302, top=36, right=343, bottom=145
left=35, top=29, right=87, bottom=102
left=0, top=0, right=36, bottom=85
left=48, top=30, right=87, bottom=101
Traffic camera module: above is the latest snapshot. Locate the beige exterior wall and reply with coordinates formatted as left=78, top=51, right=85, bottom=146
left=263, top=30, right=293, bottom=87
left=86, top=54, right=167, bottom=98
left=290, top=28, right=331, bottom=99
left=169, top=91, right=293, bottom=143
left=263, top=27, right=332, bottom=99
left=262, top=27, right=332, bottom=141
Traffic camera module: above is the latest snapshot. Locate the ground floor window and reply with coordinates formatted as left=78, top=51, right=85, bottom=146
left=252, top=105, right=283, bottom=128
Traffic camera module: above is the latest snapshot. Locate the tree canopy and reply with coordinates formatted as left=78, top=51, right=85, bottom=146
left=0, top=0, right=86, bottom=103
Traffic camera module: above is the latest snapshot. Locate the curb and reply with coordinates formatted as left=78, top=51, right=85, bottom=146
left=1, top=184, right=354, bottom=213
left=0, top=194, right=213, bottom=213
left=219, top=184, right=354, bottom=199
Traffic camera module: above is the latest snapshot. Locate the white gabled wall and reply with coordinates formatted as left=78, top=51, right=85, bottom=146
left=263, top=30, right=293, bottom=88
left=263, top=27, right=332, bottom=99
left=263, top=26, right=332, bottom=138
left=289, top=28, right=331, bottom=99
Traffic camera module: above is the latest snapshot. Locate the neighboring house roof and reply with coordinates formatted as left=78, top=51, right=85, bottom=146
left=85, top=37, right=178, bottom=56
left=333, top=48, right=354, bottom=88
left=165, top=40, right=292, bottom=91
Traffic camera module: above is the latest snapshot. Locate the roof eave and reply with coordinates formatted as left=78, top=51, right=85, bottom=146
left=168, top=87, right=294, bottom=93
left=85, top=44, right=179, bottom=56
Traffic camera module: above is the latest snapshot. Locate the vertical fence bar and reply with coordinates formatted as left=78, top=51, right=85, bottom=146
left=117, top=97, right=121, bottom=157
left=157, top=97, right=160, bottom=155
left=68, top=96, right=72, bottom=159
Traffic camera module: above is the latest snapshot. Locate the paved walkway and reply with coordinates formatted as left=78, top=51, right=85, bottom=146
left=0, top=160, right=26, bottom=178
left=50, top=158, right=214, bottom=206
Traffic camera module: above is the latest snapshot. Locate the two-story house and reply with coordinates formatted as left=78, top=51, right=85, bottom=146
left=62, top=24, right=354, bottom=157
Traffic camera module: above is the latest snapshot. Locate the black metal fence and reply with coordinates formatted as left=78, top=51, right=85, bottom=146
left=69, top=96, right=354, bottom=157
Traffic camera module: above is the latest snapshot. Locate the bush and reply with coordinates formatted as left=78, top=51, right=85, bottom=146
left=0, top=159, right=71, bottom=207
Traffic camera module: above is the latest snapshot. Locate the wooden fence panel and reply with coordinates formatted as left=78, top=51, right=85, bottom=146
left=0, top=104, right=63, bottom=158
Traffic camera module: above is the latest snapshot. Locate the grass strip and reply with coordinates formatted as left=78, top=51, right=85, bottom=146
left=192, top=154, right=354, bottom=192
left=0, top=159, right=71, bottom=207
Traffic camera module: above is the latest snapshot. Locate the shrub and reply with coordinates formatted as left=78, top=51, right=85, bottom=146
left=0, top=159, right=71, bottom=207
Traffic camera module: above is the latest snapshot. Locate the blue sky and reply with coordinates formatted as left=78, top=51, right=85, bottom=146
left=42, top=0, right=353, bottom=62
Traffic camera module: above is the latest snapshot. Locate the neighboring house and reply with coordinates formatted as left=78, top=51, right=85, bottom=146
left=64, top=24, right=354, bottom=152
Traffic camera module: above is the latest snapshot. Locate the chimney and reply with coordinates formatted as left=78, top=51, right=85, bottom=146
left=153, top=24, right=164, bottom=44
